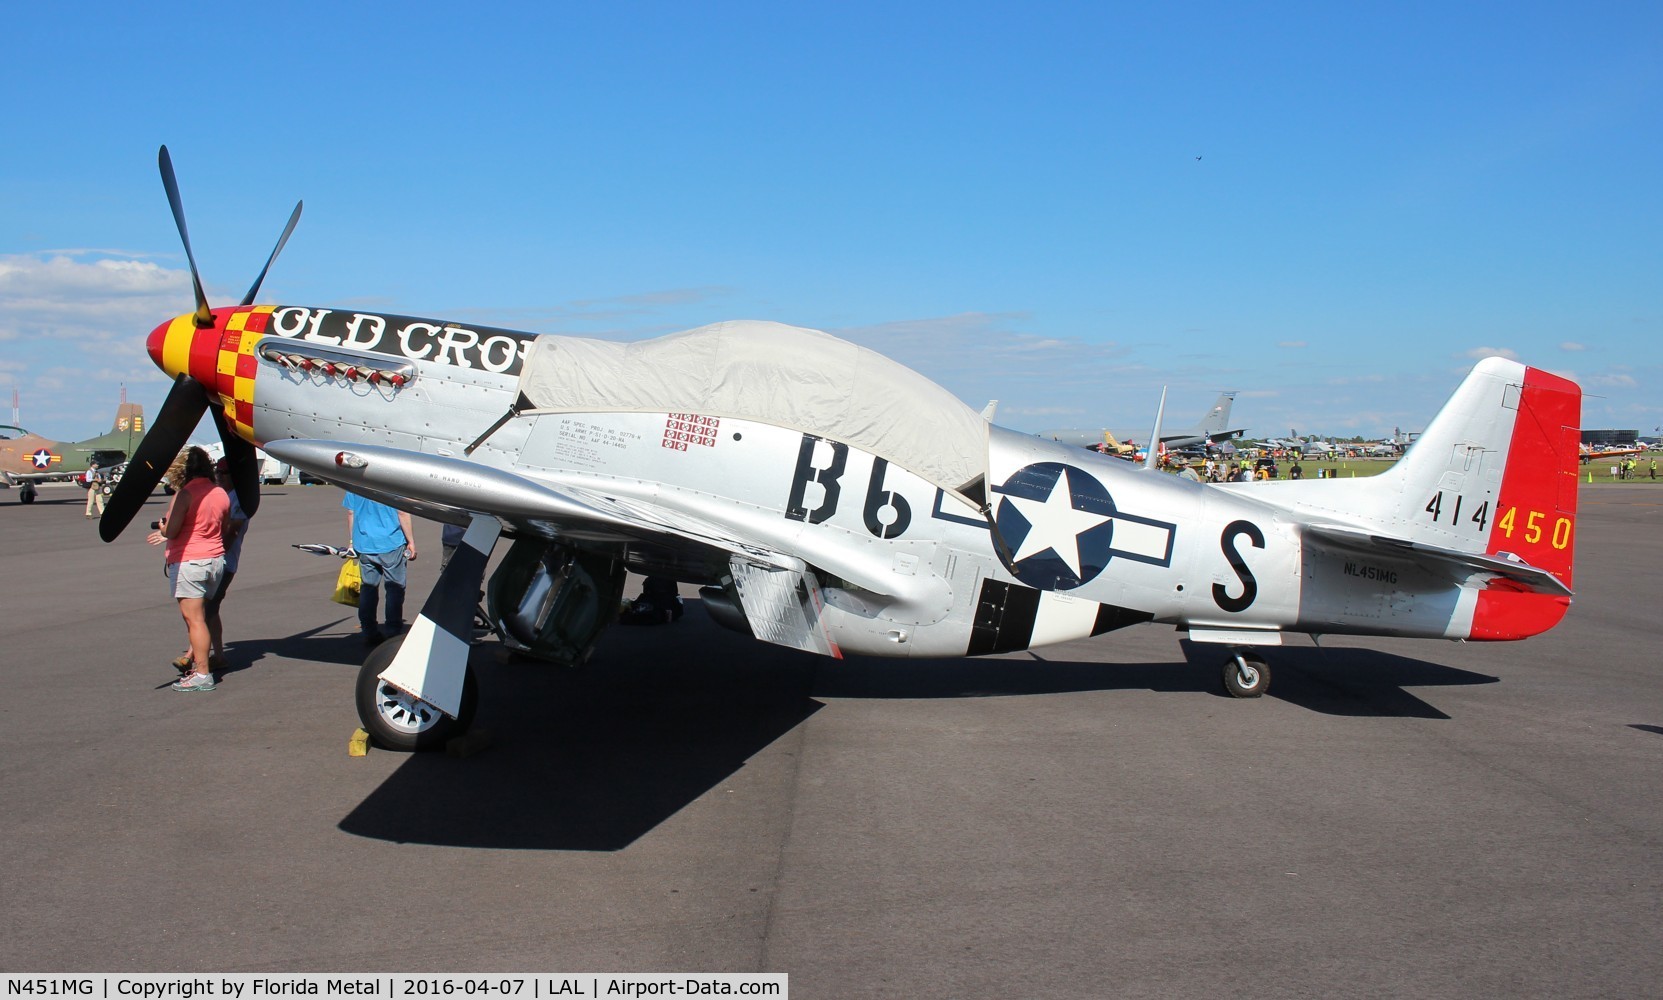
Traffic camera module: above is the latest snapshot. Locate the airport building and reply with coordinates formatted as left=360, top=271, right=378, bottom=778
left=1582, top=429, right=1640, bottom=447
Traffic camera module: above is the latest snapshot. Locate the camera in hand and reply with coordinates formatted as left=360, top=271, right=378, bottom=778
left=150, top=520, right=162, bottom=530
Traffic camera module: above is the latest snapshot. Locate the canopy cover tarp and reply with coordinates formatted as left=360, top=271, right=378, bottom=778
left=518, top=320, right=989, bottom=499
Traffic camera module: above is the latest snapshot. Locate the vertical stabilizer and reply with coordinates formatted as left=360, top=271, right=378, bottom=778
left=1194, top=392, right=1236, bottom=437
left=112, top=402, right=145, bottom=435
left=1388, top=359, right=1580, bottom=590
left=1365, top=358, right=1579, bottom=637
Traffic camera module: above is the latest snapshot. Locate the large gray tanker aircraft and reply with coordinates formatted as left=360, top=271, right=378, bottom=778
left=103, top=148, right=1582, bottom=750
left=1042, top=392, right=1244, bottom=452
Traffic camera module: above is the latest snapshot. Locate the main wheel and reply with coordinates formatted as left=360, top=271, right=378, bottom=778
left=1223, top=652, right=1271, bottom=698
left=354, top=635, right=479, bottom=751
left=19, top=486, right=36, bottom=505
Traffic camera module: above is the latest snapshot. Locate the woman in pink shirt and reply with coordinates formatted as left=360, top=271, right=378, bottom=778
left=147, top=446, right=230, bottom=692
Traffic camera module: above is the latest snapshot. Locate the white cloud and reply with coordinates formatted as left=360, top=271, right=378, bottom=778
left=1002, top=405, right=1089, bottom=418
left=568, top=286, right=736, bottom=312
left=0, top=252, right=186, bottom=342
left=824, top=313, right=1157, bottom=431
left=1559, top=341, right=1586, bottom=352
left=1464, top=346, right=1520, bottom=361
left=1277, top=340, right=1307, bottom=349
left=1, top=251, right=187, bottom=436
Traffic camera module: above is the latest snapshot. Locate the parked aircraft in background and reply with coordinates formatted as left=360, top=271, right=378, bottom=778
left=1041, top=392, right=1245, bottom=452
left=1578, top=442, right=1644, bottom=463
left=103, top=147, right=1584, bottom=754
left=1, top=402, right=146, bottom=503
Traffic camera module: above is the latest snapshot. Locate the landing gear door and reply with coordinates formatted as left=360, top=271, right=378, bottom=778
left=728, top=556, right=840, bottom=658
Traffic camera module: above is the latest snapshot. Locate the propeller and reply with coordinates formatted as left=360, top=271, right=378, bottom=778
left=241, top=198, right=303, bottom=307
left=99, top=145, right=300, bottom=541
left=158, top=146, right=214, bottom=329
left=100, top=375, right=211, bottom=541
left=210, top=405, right=262, bottom=518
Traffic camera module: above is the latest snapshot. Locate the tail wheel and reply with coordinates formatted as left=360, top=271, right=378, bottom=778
left=354, top=634, right=479, bottom=751
left=1223, top=652, right=1271, bottom=698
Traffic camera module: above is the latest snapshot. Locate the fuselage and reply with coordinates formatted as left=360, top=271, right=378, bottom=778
left=146, top=305, right=1564, bottom=658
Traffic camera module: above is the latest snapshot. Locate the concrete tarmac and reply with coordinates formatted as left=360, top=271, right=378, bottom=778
left=1, top=481, right=1659, bottom=997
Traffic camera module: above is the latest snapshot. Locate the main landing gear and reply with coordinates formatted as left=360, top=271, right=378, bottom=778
left=356, top=634, right=479, bottom=751
left=352, top=516, right=628, bottom=751
left=1222, top=650, right=1271, bottom=698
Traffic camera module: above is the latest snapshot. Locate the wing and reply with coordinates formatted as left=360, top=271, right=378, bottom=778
left=3, top=470, right=87, bottom=486
left=263, top=439, right=923, bottom=655
left=265, top=438, right=859, bottom=654
left=265, top=438, right=742, bottom=552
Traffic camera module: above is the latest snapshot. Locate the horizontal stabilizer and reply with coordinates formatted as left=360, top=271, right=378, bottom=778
left=1303, top=522, right=1572, bottom=597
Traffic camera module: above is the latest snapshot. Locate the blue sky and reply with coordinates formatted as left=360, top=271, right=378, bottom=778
left=4, top=2, right=1659, bottom=442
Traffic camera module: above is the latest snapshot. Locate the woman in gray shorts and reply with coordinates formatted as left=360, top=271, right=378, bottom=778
left=147, top=447, right=230, bottom=692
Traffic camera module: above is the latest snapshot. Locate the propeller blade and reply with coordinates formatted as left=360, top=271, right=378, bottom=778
left=100, top=375, right=209, bottom=542
left=210, top=406, right=262, bottom=518
left=240, top=200, right=303, bottom=306
left=158, top=145, right=214, bottom=328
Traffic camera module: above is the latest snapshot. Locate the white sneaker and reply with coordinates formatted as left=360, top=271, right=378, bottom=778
left=171, top=671, right=216, bottom=693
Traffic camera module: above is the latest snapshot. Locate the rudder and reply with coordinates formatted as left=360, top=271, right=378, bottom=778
left=1472, top=364, right=1580, bottom=638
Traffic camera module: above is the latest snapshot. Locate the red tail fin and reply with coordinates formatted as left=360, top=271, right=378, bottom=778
left=1471, top=366, right=1580, bottom=639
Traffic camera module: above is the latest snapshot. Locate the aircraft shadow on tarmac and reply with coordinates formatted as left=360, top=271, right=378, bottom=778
left=5, top=494, right=89, bottom=506
left=812, top=638, right=1494, bottom=720
left=337, top=610, right=1495, bottom=852
left=215, top=617, right=383, bottom=671
left=338, top=624, right=826, bottom=852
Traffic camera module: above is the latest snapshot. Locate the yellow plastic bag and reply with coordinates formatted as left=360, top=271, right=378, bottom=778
left=333, top=558, right=362, bottom=606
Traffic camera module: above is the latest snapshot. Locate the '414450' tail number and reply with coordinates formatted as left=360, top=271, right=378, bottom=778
left=1425, top=490, right=1572, bottom=550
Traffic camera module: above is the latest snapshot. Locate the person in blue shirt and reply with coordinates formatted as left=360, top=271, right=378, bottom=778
left=343, top=492, right=417, bottom=645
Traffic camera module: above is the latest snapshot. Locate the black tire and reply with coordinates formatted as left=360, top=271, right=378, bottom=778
left=1223, top=652, right=1271, bottom=698
left=354, top=635, right=478, bottom=751
left=19, top=489, right=35, bottom=505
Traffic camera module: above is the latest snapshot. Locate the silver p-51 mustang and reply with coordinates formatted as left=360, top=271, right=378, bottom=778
left=103, top=148, right=1581, bottom=750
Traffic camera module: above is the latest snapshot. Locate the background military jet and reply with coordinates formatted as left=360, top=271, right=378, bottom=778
left=1, top=401, right=146, bottom=504
left=1040, top=392, right=1245, bottom=453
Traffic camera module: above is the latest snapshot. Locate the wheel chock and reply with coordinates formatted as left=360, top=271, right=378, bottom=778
left=348, top=728, right=370, bottom=757
left=445, top=728, right=493, bottom=759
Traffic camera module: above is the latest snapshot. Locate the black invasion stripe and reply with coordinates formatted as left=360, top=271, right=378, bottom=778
left=1092, top=604, right=1153, bottom=636
left=967, top=579, right=1042, bottom=655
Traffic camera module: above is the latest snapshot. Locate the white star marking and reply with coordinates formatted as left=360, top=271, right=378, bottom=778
left=1003, top=470, right=1112, bottom=578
